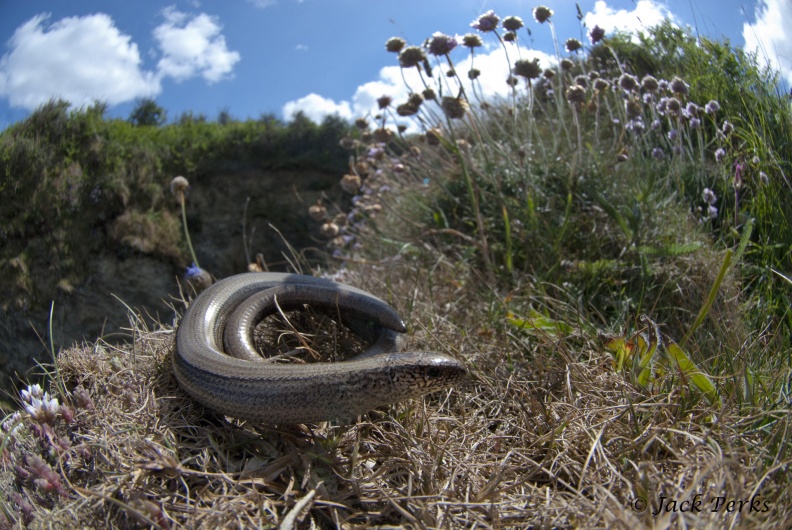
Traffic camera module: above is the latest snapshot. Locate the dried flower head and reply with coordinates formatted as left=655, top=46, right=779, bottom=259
left=170, top=175, right=189, bottom=196
left=565, top=38, right=583, bottom=53
left=462, top=33, right=483, bottom=48
left=543, top=68, right=556, bottom=79
left=468, top=68, right=481, bottom=80
left=471, top=10, right=499, bottom=32
left=589, top=25, right=605, bottom=44
left=503, top=16, right=524, bottom=31
left=425, top=128, right=442, bottom=146
left=588, top=70, right=600, bottom=80
left=428, top=32, right=458, bottom=56
left=441, top=96, right=468, bottom=119
left=560, top=58, right=574, bottom=71
left=396, top=101, right=419, bottom=117
left=574, top=74, right=588, bottom=88
left=566, top=85, right=586, bottom=104
left=308, top=201, right=327, bottom=221
left=533, top=6, right=554, bottom=23
left=340, top=174, right=362, bottom=194
left=355, top=117, right=369, bottom=129
left=618, top=73, right=638, bottom=92
left=625, top=100, right=642, bottom=120
left=670, top=76, right=689, bottom=95
left=503, top=31, right=517, bottom=42
left=386, top=37, right=406, bottom=53
left=593, top=78, right=610, bottom=92
left=373, top=127, right=394, bottom=143
left=320, top=222, right=340, bottom=238
left=506, top=75, right=519, bottom=87
left=422, top=87, right=437, bottom=100
left=376, top=95, right=392, bottom=109
left=339, top=137, right=356, bottom=149
left=398, top=46, right=426, bottom=68
left=513, top=58, right=542, bottom=79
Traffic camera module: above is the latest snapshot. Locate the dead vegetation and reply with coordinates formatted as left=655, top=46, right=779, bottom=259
left=1, top=257, right=790, bottom=529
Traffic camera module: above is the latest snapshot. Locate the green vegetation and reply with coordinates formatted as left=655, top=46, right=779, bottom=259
left=0, top=100, right=354, bottom=312
left=1, top=8, right=791, bottom=528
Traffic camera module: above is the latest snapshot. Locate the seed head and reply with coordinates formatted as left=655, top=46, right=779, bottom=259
left=625, top=100, right=642, bottom=120
left=543, top=68, right=556, bottom=79
left=355, top=117, right=369, bottom=129
left=533, top=6, right=554, bottom=23
left=574, top=74, right=588, bottom=88
left=422, top=88, right=437, bottom=100
left=468, top=68, right=481, bottom=80
left=503, top=31, right=517, bottom=43
left=386, top=37, right=406, bottom=53
left=373, top=127, right=394, bottom=143
left=560, top=58, right=574, bottom=71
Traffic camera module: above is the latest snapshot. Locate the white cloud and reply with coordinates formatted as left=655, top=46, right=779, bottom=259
left=282, top=45, right=555, bottom=130
left=295, top=44, right=309, bottom=51
left=743, top=0, right=792, bottom=87
left=283, top=93, right=353, bottom=122
left=584, top=0, right=676, bottom=40
left=0, top=13, right=160, bottom=109
left=154, top=7, right=240, bottom=84
left=0, top=9, right=241, bottom=111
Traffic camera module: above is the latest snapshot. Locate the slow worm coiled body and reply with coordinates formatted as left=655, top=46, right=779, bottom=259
left=174, top=272, right=466, bottom=423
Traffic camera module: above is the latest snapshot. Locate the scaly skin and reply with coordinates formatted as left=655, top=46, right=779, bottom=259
left=173, top=272, right=466, bottom=423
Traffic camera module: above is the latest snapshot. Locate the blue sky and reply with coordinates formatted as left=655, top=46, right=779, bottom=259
left=0, top=0, right=789, bottom=131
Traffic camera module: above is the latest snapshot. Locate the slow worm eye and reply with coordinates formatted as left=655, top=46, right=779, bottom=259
left=426, top=366, right=441, bottom=378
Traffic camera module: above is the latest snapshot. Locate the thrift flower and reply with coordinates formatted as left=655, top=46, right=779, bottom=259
left=707, top=205, right=718, bottom=219
left=398, top=46, right=426, bottom=68
left=722, top=120, right=734, bottom=134
left=705, top=100, right=720, bottom=114
left=652, top=147, right=665, bottom=160
left=670, top=77, right=689, bottom=96
left=471, top=10, right=499, bottom=32
left=427, top=32, right=458, bottom=56
left=589, top=25, right=605, bottom=44
left=565, top=38, right=583, bottom=52
left=715, top=148, right=726, bottom=162
left=462, top=33, right=483, bottom=48
left=703, top=187, right=717, bottom=205
left=385, top=37, right=406, bottom=53
left=513, top=58, right=542, bottom=79
left=533, top=6, right=553, bottom=23
left=503, top=16, right=524, bottom=31
left=618, top=73, right=638, bottom=92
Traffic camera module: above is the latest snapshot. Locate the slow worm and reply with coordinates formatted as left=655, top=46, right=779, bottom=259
left=173, top=272, right=466, bottom=423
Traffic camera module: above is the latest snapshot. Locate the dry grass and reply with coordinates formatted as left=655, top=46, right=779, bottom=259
left=2, top=255, right=790, bottom=529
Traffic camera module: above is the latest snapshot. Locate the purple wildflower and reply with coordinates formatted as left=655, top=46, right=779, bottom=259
left=704, top=100, right=720, bottom=114
left=428, top=32, right=458, bottom=56
left=471, top=10, right=499, bottom=32
left=714, top=148, right=726, bottom=162
left=652, top=147, right=665, bottom=160
left=703, top=187, right=717, bottom=205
